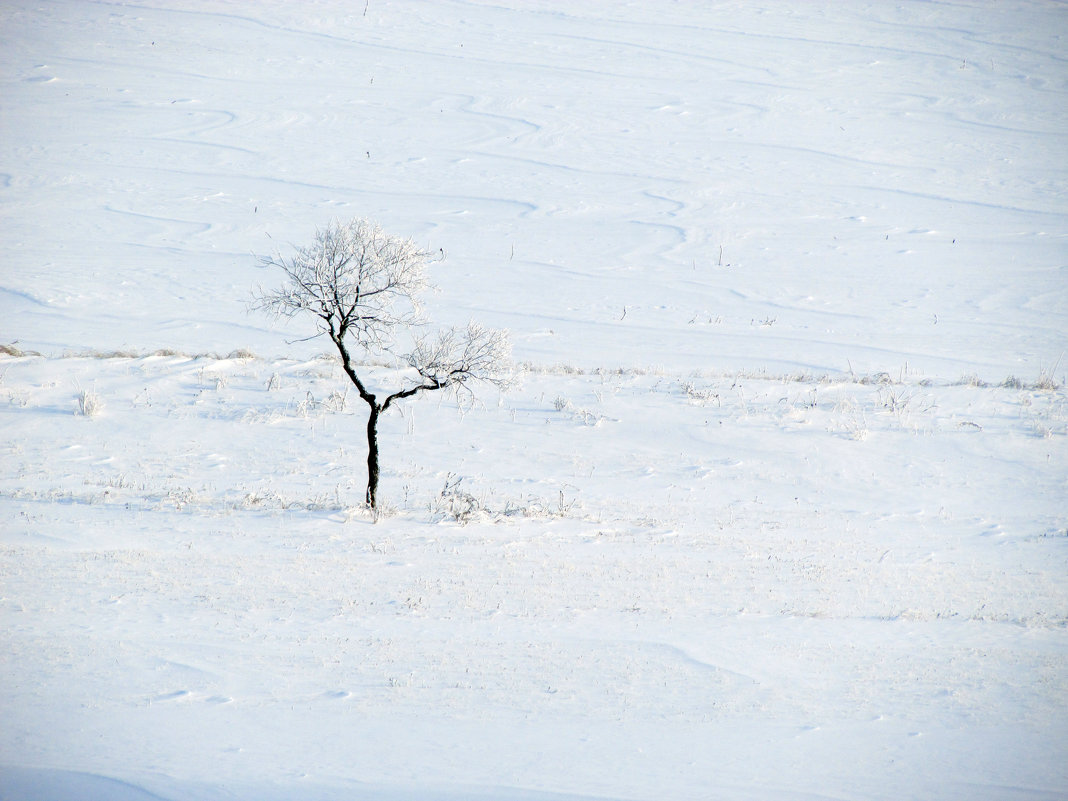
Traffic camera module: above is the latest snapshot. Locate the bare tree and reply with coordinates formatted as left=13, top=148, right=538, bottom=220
left=254, top=218, right=511, bottom=509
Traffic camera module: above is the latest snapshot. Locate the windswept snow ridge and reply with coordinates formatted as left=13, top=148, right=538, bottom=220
left=1, top=1, right=1066, bottom=800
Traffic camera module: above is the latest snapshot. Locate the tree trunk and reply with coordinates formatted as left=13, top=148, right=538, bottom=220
left=365, top=403, right=381, bottom=508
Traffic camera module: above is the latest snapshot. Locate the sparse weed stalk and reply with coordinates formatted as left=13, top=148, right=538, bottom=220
left=1020, top=393, right=1067, bottom=438
left=682, top=380, right=721, bottom=406
left=1033, top=370, right=1060, bottom=391
left=1031, top=423, right=1054, bottom=439
left=294, top=391, right=318, bottom=417
left=858, top=372, right=894, bottom=386
left=573, top=407, right=602, bottom=426
left=75, top=386, right=103, bottom=417
left=501, top=490, right=580, bottom=520
left=324, top=389, right=348, bottom=412
left=833, top=396, right=869, bottom=440
left=197, top=367, right=227, bottom=390
left=89, top=349, right=139, bottom=359
left=878, top=385, right=913, bottom=414
left=956, top=373, right=988, bottom=388
left=731, top=384, right=751, bottom=419
left=1033, top=355, right=1064, bottom=391
left=370, top=500, right=396, bottom=523
left=229, top=487, right=353, bottom=514
left=431, top=473, right=483, bottom=525
left=160, top=486, right=202, bottom=511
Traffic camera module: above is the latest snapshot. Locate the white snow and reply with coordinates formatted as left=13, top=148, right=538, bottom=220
left=1, top=1, right=1066, bottom=799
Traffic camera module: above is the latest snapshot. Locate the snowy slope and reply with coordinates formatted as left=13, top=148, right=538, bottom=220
left=3, top=0, right=1066, bottom=377
left=1, top=2, right=1066, bottom=800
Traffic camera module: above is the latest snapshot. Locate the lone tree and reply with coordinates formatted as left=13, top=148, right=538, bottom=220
left=254, top=218, right=511, bottom=509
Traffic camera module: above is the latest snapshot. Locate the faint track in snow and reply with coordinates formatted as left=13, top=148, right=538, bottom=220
left=0, top=286, right=50, bottom=308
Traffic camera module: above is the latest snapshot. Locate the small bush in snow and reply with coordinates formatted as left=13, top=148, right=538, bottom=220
left=682, top=381, right=721, bottom=406
left=431, top=473, right=483, bottom=525
left=323, top=389, right=348, bottom=412
left=76, top=388, right=102, bottom=417
left=957, top=373, right=988, bottom=388
left=1033, top=370, right=1059, bottom=391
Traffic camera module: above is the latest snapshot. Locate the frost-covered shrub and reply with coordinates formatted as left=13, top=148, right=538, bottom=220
left=1033, top=370, right=1060, bottom=391
left=76, top=388, right=102, bottom=417
left=431, top=473, right=483, bottom=525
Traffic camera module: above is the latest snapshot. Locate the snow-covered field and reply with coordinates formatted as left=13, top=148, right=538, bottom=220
left=1, top=1, right=1066, bottom=799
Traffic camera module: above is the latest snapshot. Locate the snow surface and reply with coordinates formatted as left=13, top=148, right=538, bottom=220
left=1, top=1, right=1066, bottom=799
